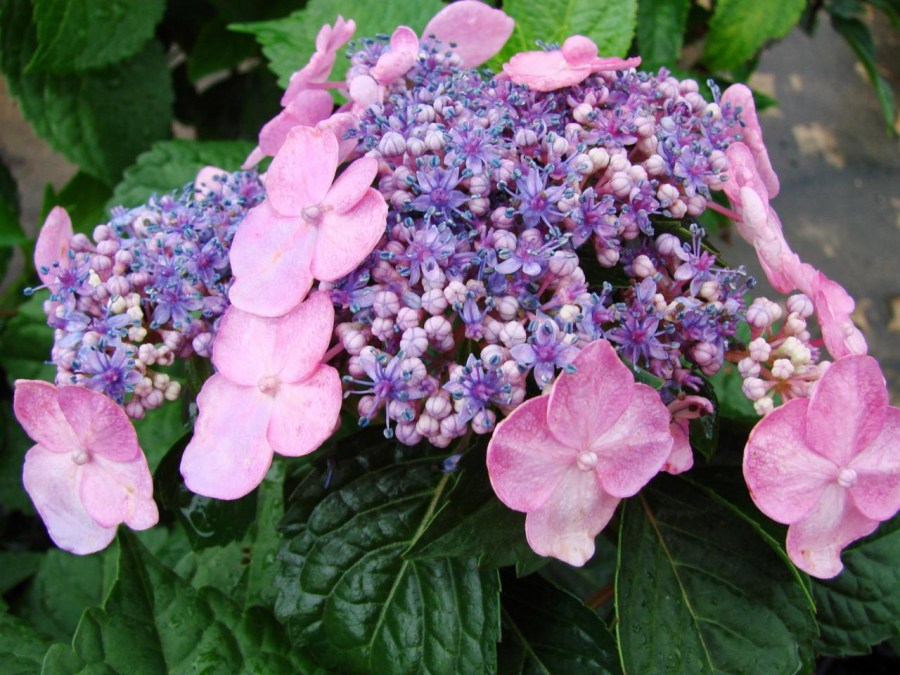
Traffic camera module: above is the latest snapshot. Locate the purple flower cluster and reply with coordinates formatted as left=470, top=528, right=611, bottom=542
left=37, top=170, right=265, bottom=417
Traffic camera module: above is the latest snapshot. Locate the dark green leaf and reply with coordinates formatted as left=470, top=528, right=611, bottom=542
left=0, top=601, right=52, bottom=675
left=42, top=532, right=308, bottom=673
left=636, top=0, right=690, bottom=71
left=234, top=0, right=445, bottom=88
left=108, top=140, right=254, bottom=210
left=154, top=435, right=259, bottom=550
left=499, top=572, right=620, bottom=674
left=709, top=361, right=759, bottom=424
left=276, top=430, right=501, bottom=673
left=0, top=293, right=55, bottom=385
left=27, top=0, right=165, bottom=73
left=702, top=0, right=805, bottom=71
left=688, top=377, right=719, bottom=461
left=492, top=0, right=637, bottom=69
left=0, top=157, right=25, bottom=250
left=0, top=0, right=173, bottom=185
left=188, top=17, right=259, bottom=82
left=537, top=534, right=617, bottom=613
left=813, top=515, right=900, bottom=656
left=830, top=14, right=896, bottom=134
left=616, top=476, right=817, bottom=674
left=41, top=172, right=113, bottom=235
left=132, top=401, right=188, bottom=472
left=0, top=550, right=43, bottom=593
left=0, top=400, right=36, bottom=513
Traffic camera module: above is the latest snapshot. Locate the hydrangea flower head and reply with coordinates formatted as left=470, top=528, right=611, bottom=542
left=487, top=340, right=673, bottom=565
left=743, top=355, right=900, bottom=578
left=14, top=380, right=157, bottom=554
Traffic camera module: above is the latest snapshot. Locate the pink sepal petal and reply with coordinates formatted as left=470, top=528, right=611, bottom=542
left=371, top=26, right=418, bottom=84
left=806, top=355, right=886, bottom=467
left=258, top=90, right=335, bottom=158
left=424, top=0, right=514, bottom=68
left=722, top=84, right=780, bottom=198
left=79, top=455, right=156, bottom=529
left=180, top=375, right=275, bottom=500
left=524, top=468, right=619, bottom=566
left=13, top=380, right=81, bottom=453
left=23, top=446, right=117, bottom=555
left=228, top=202, right=315, bottom=317
left=590, top=384, right=673, bottom=498
left=546, top=339, right=632, bottom=450
left=282, top=17, right=356, bottom=104
left=268, top=366, right=341, bottom=457
left=266, top=126, right=338, bottom=215
left=487, top=396, right=574, bottom=512
left=812, top=274, right=868, bottom=359
left=273, top=291, right=335, bottom=383
left=194, top=166, right=226, bottom=195
left=242, top=146, right=266, bottom=170
left=326, top=156, right=379, bottom=214
left=58, top=386, right=140, bottom=462
left=664, top=420, right=694, bottom=475
left=743, top=398, right=837, bottom=524
left=738, top=186, right=795, bottom=294
left=34, top=206, right=73, bottom=288
left=348, top=75, right=381, bottom=109
left=317, top=112, right=358, bottom=162
left=311, top=188, right=387, bottom=281
left=786, top=484, right=879, bottom=578
left=850, top=407, right=900, bottom=521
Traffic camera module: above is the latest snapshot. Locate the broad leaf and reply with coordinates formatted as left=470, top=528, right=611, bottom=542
left=702, top=0, right=805, bottom=71
left=0, top=601, right=51, bottom=675
left=688, top=376, right=719, bottom=461
left=492, top=0, right=637, bottom=70
left=813, top=515, right=900, bottom=656
left=537, top=534, right=618, bottom=615
left=235, top=0, right=445, bottom=89
left=108, top=140, right=254, bottom=210
left=41, top=172, right=113, bottom=235
left=42, top=532, right=308, bottom=673
left=27, top=0, right=165, bottom=73
left=635, top=0, right=690, bottom=71
left=0, top=294, right=55, bottom=385
left=0, top=551, right=43, bottom=593
left=499, top=572, right=620, bottom=674
left=133, top=400, right=189, bottom=472
left=0, top=157, right=25, bottom=251
left=709, top=361, right=758, bottom=425
left=616, top=475, right=817, bottom=674
left=0, top=399, right=36, bottom=513
left=275, top=431, right=501, bottom=674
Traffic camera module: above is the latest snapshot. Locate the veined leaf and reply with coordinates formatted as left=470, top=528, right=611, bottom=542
left=702, top=0, right=805, bottom=71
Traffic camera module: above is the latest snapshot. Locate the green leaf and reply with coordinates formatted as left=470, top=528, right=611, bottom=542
left=830, top=14, right=896, bottom=134
left=42, top=532, right=308, bottom=673
left=0, top=550, right=43, bottom=593
left=0, top=0, right=173, bottom=185
left=499, top=572, right=621, bottom=674
left=133, top=401, right=189, bottom=473
left=813, top=515, right=900, bottom=656
left=234, top=0, right=445, bottom=89
left=0, top=400, right=36, bottom=513
left=0, top=157, right=25, bottom=250
left=702, top=0, right=805, bottom=71
left=0, top=601, right=52, bottom=674
left=616, top=476, right=817, bottom=674
left=0, top=293, right=55, bottom=385
left=492, top=0, right=637, bottom=70
left=188, top=17, right=259, bottom=82
left=537, top=534, right=618, bottom=613
left=108, top=139, right=254, bottom=210
left=709, top=361, right=759, bottom=425
left=688, top=376, right=719, bottom=461
left=635, top=0, right=690, bottom=71
left=275, top=431, right=501, bottom=673
left=405, top=444, right=545, bottom=573
left=27, top=0, right=165, bottom=74
left=41, top=172, right=113, bottom=235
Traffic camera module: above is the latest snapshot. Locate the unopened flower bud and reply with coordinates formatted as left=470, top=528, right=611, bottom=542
left=786, top=294, right=814, bottom=318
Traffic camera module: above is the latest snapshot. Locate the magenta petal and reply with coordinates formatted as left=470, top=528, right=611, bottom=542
left=487, top=396, right=574, bottom=512
left=722, top=84, right=780, bottom=198
left=267, top=366, right=341, bottom=457
left=325, top=156, right=378, bottom=214
left=664, top=420, right=694, bottom=475
left=79, top=455, right=156, bottom=529
left=424, top=0, right=515, bottom=68
left=524, top=468, right=619, bottom=566
left=744, top=398, right=837, bottom=524
left=13, top=380, right=80, bottom=453
left=849, top=407, right=900, bottom=521
left=813, top=274, right=868, bottom=359
left=180, top=375, right=275, bottom=500
left=266, top=126, right=338, bottom=215
left=806, top=355, right=886, bottom=467
left=23, top=446, right=117, bottom=555
left=228, top=202, right=315, bottom=317
left=591, top=384, right=672, bottom=497
left=258, top=90, right=334, bottom=157
left=311, top=188, right=387, bottom=281
left=786, top=484, right=879, bottom=578
left=58, top=386, right=140, bottom=462
left=547, top=340, right=632, bottom=450
left=34, top=206, right=73, bottom=287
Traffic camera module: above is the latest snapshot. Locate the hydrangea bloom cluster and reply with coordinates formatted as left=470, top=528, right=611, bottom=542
left=32, top=171, right=265, bottom=418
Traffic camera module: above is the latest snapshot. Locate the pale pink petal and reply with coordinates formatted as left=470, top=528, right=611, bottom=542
left=23, top=445, right=117, bottom=555
left=738, top=186, right=794, bottom=294
left=722, top=84, right=780, bottom=198
left=34, top=206, right=73, bottom=288
left=317, top=112, right=358, bottom=162
left=79, top=454, right=156, bottom=530
left=180, top=375, right=275, bottom=500
left=786, top=484, right=879, bottom=578
left=13, top=380, right=80, bottom=453
left=813, top=273, right=868, bottom=359
left=502, top=50, right=582, bottom=91
left=281, top=16, right=356, bottom=104
left=806, top=355, right=886, bottom=467
left=850, top=407, right=900, bottom=520
left=590, top=384, right=672, bottom=497
left=58, top=386, right=140, bottom=462
left=194, top=166, right=226, bottom=195
left=258, top=90, right=335, bottom=158
left=228, top=202, right=315, bottom=317
left=242, top=146, right=266, bottom=170
left=546, top=340, right=632, bottom=450
left=274, top=292, right=335, bottom=383
left=211, top=305, right=277, bottom=385
left=310, top=188, right=387, bottom=281
left=487, top=396, right=576, bottom=512
left=424, top=0, right=514, bottom=68
left=743, top=398, right=837, bottom=524
left=266, top=126, right=338, bottom=215
left=267, top=366, right=341, bottom=457
left=371, top=26, right=418, bottom=85
left=325, top=156, right=378, bottom=214
left=348, top=74, right=381, bottom=109
left=664, top=420, right=694, bottom=475
left=524, top=468, right=619, bottom=566
left=561, top=35, right=598, bottom=65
